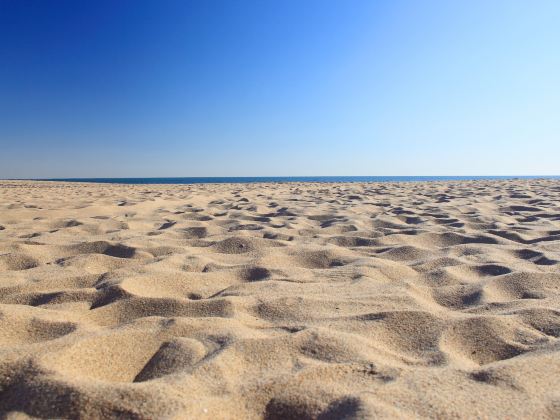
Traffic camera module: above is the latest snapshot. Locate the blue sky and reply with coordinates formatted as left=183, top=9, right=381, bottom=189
left=1, top=0, right=559, bottom=178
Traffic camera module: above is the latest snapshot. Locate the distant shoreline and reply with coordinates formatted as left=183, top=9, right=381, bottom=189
left=8, top=175, right=560, bottom=185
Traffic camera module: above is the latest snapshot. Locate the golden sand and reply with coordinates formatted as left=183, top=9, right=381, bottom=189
left=1, top=179, right=559, bottom=418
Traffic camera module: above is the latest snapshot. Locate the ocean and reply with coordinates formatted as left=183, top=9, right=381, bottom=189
left=35, top=176, right=559, bottom=185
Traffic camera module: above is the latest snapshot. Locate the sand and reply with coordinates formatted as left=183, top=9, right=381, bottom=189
left=0, top=179, right=559, bottom=419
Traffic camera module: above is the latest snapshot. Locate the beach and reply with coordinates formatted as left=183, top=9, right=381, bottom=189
left=1, top=179, right=559, bottom=418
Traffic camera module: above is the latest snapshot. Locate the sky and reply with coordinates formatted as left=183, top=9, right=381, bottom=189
left=1, top=0, right=559, bottom=178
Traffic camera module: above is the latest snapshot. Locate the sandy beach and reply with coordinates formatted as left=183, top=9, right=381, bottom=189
left=1, top=179, right=559, bottom=418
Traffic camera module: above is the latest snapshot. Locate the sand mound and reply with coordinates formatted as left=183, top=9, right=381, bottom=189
left=0, top=253, right=40, bottom=271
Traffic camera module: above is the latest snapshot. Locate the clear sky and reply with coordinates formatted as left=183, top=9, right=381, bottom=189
left=1, top=0, right=559, bottom=178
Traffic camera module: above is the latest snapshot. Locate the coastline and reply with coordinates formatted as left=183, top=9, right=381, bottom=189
left=10, top=175, right=560, bottom=185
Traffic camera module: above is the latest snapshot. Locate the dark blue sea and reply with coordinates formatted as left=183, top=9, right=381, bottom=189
left=36, top=176, right=559, bottom=185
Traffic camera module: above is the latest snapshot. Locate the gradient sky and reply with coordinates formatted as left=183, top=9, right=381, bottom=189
left=1, top=0, right=559, bottom=178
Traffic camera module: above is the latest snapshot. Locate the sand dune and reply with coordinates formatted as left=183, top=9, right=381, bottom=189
left=1, top=179, right=559, bottom=418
